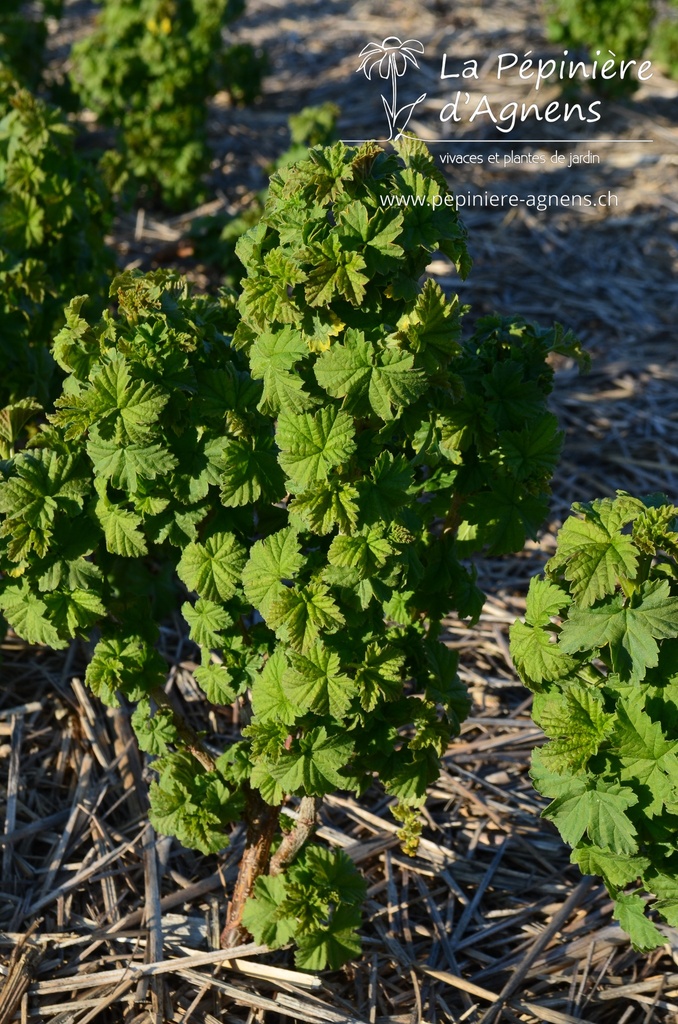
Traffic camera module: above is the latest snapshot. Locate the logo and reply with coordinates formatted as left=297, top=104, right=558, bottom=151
left=357, top=37, right=427, bottom=140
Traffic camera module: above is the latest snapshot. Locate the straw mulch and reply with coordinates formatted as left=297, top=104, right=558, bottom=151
left=2, top=0, right=678, bottom=1021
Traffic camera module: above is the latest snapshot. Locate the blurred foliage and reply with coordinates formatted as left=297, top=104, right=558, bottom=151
left=546, top=0, right=655, bottom=95
left=0, top=1, right=63, bottom=92
left=0, top=85, right=113, bottom=408
left=71, top=0, right=267, bottom=208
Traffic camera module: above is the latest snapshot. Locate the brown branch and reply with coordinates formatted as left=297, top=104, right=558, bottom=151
left=150, top=688, right=216, bottom=773
left=220, top=787, right=281, bottom=949
left=269, top=796, right=319, bottom=876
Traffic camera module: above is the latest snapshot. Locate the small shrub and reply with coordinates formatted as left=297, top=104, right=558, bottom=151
left=0, top=141, right=584, bottom=968
left=0, top=86, right=112, bottom=407
left=511, top=491, right=678, bottom=950
left=70, top=0, right=267, bottom=207
left=545, top=0, right=655, bottom=95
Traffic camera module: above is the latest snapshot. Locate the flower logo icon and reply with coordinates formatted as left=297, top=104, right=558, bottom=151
left=357, top=37, right=427, bottom=140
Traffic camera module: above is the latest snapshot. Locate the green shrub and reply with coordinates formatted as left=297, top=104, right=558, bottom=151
left=70, top=0, right=267, bottom=207
left=511, top=492, right=678, bottom=950
left=0, top=1, right=62, bottom=92
left=651, top=7, right=678, bottom=79
left=545, top=0, right=655, bottom=95
left=0, top=86, right=112, bottom=408
left=0, top=140, right=584, bottom=968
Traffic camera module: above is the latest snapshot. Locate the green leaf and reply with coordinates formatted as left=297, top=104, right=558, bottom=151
left=612, top=893, right=665, bottom=952
left=613, top=696, right=678, bottom=816
left=547, top=496, right=642, bottom=607
left=249, top=327, right=311, bottom=415
left=290, top=479, right=360, bottom=536
left=314, top=331, right=425, bottom=420
left=327, top=525, right=392, bottom=581
left=268, top=726, right=353, bottom=796
left=559, top=580, right=678, bottom=684
left=218, top=435, right=286, bottom=507
left=132, top=699, right=180, bottom=755
left=96, top=484, right=147, bottom=557
left=543, top=779, right=639, bottom=854
left=276, top=407, right=356, bottom=490
left=251, top=650, right=303, bottom=725
left=194, top=661, right=237, bottom=705
left=242, top=875, right=296, bottom=948
left=525, top=576, right=572, bottom=627
left=42, top=588, right=106, bottom=636
left=268, top=582, right=345, bottom=653
left=241, top=527, right=304, bottom=620
left=0, top=582, right=66, bottom=648
left=85, top=635, right=167, bottom=706
left=87, top=433, right=177, bottom=491
left=294, top=904, right=362, bottom=970
left=355, top=642, right=404, bottom=711
left=532, top=684, right=615, bottom=771
left=182, top=599, right=232, bottom=650
left=177, top=533, right=247, bottom=603
left=510, top=620, right=578, bottom=689
left=283, top=645, right=357, bottom=718
left=571, top=845, right=650, bottom=892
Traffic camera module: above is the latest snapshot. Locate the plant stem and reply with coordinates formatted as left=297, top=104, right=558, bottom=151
left=150, top=687, right=216, bottom=773
left=220, top=786, right=281, bottom=949
left=269, top=796, right=319, bottom=876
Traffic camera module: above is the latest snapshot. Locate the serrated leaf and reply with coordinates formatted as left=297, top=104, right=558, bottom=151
left=613, top=696, right=678, bottom=816
left=0, top=582, right=66, bottom=648
left=268, top=726, right=353, bottom=796
left=543, top=779, right=639, bottom=854
left=43, top=588, right=106, bottom=635
left=242, top=875, right=296, bottom=949
left=548, top=496, right=642, bottom=607
left=241, top=527, right=304, bottom=620
left=194, top=661, right=237, bottom=705
left=532, top=683, right=615, bottom=771
left=251, top=650, right=303, bottom=725
left=182, top=599, right=232, bottom=650
left=510, top=620, right=577, bottom=688
left=218, top=435, right=286, bottom=507
left=559, top=580, right=678, bottom=684
left=86, top=433, right=178, bottom=491
left=355, top=642, right=404, bottom=711
left=249, top=327, right=311, bottom=415
left=294, top=904, right=362, bottom=970
left=612, top=893, right=665, bottom=952
left=571, top=845, right=650, bottom=892
left=268, top=582, right=345, bottom=653
left=289, top=480, right=359, bottom=535
left=276, top=407, right=356, bottom=490
left=96, top=485, right=147, bottom=557
left=283, top=645, right=356, bottom=719
left=177, top=533, right=247, bottom=603
left=327, top=525, right=392, bottom=581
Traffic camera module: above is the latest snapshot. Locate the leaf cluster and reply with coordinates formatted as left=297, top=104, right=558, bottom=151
left=242, top=845, right=366, bottom=970
left=511, top=491, right=678, bottom=950
left=0, top=86, right=113, bottom=407
left=70, top=0, right=267, bottom=206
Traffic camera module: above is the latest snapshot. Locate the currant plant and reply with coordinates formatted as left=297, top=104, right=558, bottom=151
left=0, top=140, right=584, bottom=969
left=0, top=1, right=62, bottom=91
left=545, top=0, right=655, bottom=95
left=70, top=0, right=267, bottom=207
left=511, top=492, right=678, bottom=951
left=0, top=86, right=112, bottom=408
